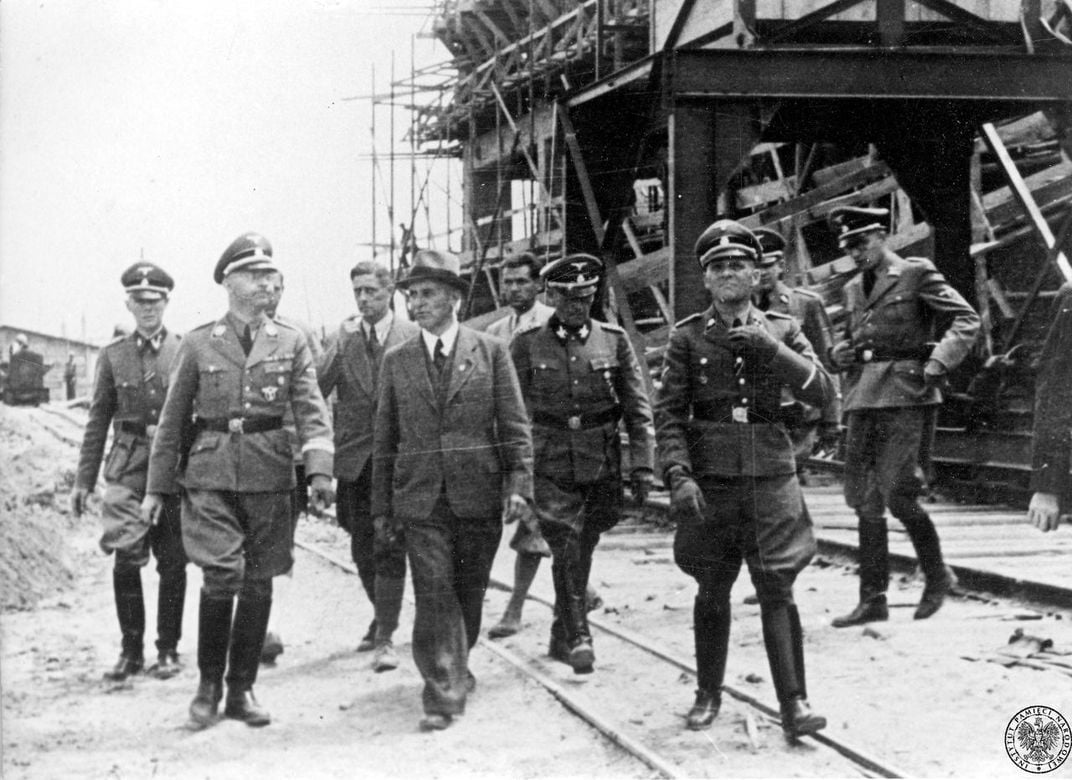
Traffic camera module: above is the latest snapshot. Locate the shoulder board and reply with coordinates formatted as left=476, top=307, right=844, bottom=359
left=764, top=310, right=793, bottom=320
left=904, top=256, right=938, bottom=271
left=673, top=313, right=704, bottom=328
left=514, top=321, right=543, bottom=337
left=598, top=320, right=625, bottom=333
left=272, top=317, right=298, bottom=332
left=792, top=287, right=822, bottom=301
left=104, top=335, right=127, bottom=349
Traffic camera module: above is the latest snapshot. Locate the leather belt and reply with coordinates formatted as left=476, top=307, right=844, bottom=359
left=854, top=346, right=931, bottom=363
left=691, top=403, right=773, bottom=425
left=532, top=407, right=620, bottom=431
left=196, top=416, right=284, bottom=434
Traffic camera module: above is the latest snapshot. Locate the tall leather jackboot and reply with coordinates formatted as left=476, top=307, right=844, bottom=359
left=224, top=591, right=273, bottom=726
left=899, top=510, right=956, bottom=619
left=687, top=597, right=731, bottom=730
left=552, top=554, right=594, bottom=674
left=189, top=592, right=233, bottom=728
left=832, top=516, right=890, bottom=627
left=150, top=568, right=186, bottom=679
left=105, top=568, right=146, bottom=680
left=372, top=575, right=404, bottom=672
left=760, top=603, right=826, bottom=738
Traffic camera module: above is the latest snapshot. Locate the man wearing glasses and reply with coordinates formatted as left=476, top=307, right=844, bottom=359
left=827, top=206, right=979, bottom=628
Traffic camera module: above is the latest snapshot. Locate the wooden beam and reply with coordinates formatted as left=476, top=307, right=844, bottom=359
left=876, top=0, right=905, bottom=47
left=981, top=122, right=1072, bottom=283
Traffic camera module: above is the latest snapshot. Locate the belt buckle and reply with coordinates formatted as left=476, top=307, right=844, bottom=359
left=567, top=415, right=582, bottom=430
left=861, top=349, right=874, bottom=363
left=732, top=406, right=749, bottom=424
left=228, top=418, right=245, bottom=434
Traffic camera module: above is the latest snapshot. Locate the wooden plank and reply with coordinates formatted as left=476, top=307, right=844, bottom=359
left=739, top=161, right=891, bottom=229
left=981, top=123, right=1072, bottom=283
left=618, top=247, right=672, bottom=293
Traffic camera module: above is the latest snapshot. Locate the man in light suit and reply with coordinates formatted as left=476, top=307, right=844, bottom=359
left=372, top=249, right=533, bottom=732
left=485, top=252, right=554, bottom=341
left=319, top=260, right=419, bottom=671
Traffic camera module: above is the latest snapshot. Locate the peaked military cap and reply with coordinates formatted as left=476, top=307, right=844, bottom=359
left=397, top=248, right=469, bottom=294
left=214, top=232, right=277, bottom=284
left=542, top=253, right=602, bottom=298
left=753, top=227, right=787, bottom=267
left=121, top=262, right=174, bottom=300
left=829, top=206, right=889, bottom=247
left=694, top=219, right=763, bottom=269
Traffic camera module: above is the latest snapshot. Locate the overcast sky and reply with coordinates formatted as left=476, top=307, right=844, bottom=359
left=0, top=0, right=455, bottom=343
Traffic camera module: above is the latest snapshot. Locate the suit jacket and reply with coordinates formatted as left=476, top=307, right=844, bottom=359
left=147, top=315, right=333, bottom=494
left=319, top=314, right=420, bottom=480
left=77, top=329, right=182, bottom=493
left=840, top=255, right=979, bottom=411
left=1032, top=285, right=1072, bottom=496
left=371, top=324, right=533, bottom=521
left=485, top=300, right=554, bottom=342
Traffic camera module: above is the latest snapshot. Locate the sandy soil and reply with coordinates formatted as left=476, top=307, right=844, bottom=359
left=3, top=403, right=1072, bottom=778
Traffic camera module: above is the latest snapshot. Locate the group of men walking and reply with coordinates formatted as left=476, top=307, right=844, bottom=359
left=72, top=205, right=983, bottom=737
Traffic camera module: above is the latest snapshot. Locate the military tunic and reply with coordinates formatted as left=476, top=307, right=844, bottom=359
left=77, top=330, right=186, bottom=568
left=654, top=305, right=835, bottom=597
left=147, top=315, right=333, bottom=592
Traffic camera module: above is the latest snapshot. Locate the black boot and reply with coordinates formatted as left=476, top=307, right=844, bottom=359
left=761, top=603, right=826, bottom=739
left=551, top=557, right=593, bottom=674
left=224, top=590, right=273, bottom=726
left=832, top=516, right=889, bottom=628
left=687, top=596, right=731, bottom=730
left=189, top=592, right=233, bottom=728
left=900, top=511, right=955, bottom=619
left=149, top=568, right=186, bottom=679
left=105, top=568, right=145, bottom=680
left=548, top=608, right=570, bottom=664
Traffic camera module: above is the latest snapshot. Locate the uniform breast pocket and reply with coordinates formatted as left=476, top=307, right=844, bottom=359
left=257, top=361, right=292, bottom=405
left=116, top=381, right=139, bottom=415
left=531, top=359, right=564, bottom=396
left=198, top=366, right=228, bottom=407
left=881, top=294, right=917, bottom=325
left=589, top=356, right=620, bottom=402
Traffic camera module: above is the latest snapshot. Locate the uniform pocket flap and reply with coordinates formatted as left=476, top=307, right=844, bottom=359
left=590, top=356, right=620, bottom=371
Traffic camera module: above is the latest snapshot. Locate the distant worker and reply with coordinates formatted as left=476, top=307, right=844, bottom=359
left=828, top=206, right=980, bottom=627
left=1027, top=284, right=1072, bottom=533
left=64, top=354, right=78, bottom=400
left=319, top=260, right=418, bottom=671
left=258, top=270, right=324, bottom=665
left=5, top=333, right=47, bottom=406
left=371, top=249, right=533, bottom=731
left=71, top=263, right=188, bottom=682
left=510, top=254, right=654, bottom=674
left=143, top=232, right=335, bottom=729
left=655, top=220, right=835, bottom=737
left=752, top=227, right=841, bottom=461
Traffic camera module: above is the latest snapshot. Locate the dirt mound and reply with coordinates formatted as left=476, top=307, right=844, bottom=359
left=0, top=406, right=83, bottom=610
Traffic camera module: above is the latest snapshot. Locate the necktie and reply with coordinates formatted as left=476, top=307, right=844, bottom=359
left=367, top=324, right=380, bottom=360
left=239, top=325, right=253, bottom=356
left=433, top=338, right=447, bottom=375
left=732, top=318, right=742, bottom=328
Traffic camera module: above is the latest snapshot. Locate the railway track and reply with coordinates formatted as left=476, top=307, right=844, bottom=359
left=294, top=535, right=909, bottom=779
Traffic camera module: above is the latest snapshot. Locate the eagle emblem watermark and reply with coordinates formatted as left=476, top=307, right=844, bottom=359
left=1006, top=706, right=1071, bottom=773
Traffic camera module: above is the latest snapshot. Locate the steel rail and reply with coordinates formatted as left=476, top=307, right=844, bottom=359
left=296, top=536, right=905, bottom=778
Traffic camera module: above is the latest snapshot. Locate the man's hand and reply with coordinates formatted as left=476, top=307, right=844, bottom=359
left=502, top=493, right=530, bottom=525
left=309, top=475, right=335, bottom=516
left=923, top=359, right=949, bottom=392
left=630, top=469, right=653, bottom=507
left=727, top=324, right=779, bottom=362
left=140, top=494, right=165, bottom=526
left=1027, top=491, right=1062, bottom=532
left=831, top=340, right=855, bottom=369
left=667, top=467, right=706, bottom=523
left=374, top=515, right=403, bottom=547
left=70, top=486, right=90, bottom=517
left=817, top=423, right=842, bottom=454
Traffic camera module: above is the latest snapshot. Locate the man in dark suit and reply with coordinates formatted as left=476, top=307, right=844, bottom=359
left=828, top=206, right=980, bottom=627
left=319, top=260, right=419, bottom=671
left=71, top=263, right=188, bottom=681
left=372, top=249, right=533, bottom=731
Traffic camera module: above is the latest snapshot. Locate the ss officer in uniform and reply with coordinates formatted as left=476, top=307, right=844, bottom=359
left=143, top=232, right=335, bottom=728
left=752, top=227, right=841, bottom=461
left=510, top=254, right=655, bottom=674
left=72, top=263, right=188, bottom=681
left=319, top=260, right=419, bottom=671
left=828, top=207, right=979, bottom=627
left=654, top=220, right=835, bottom=737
